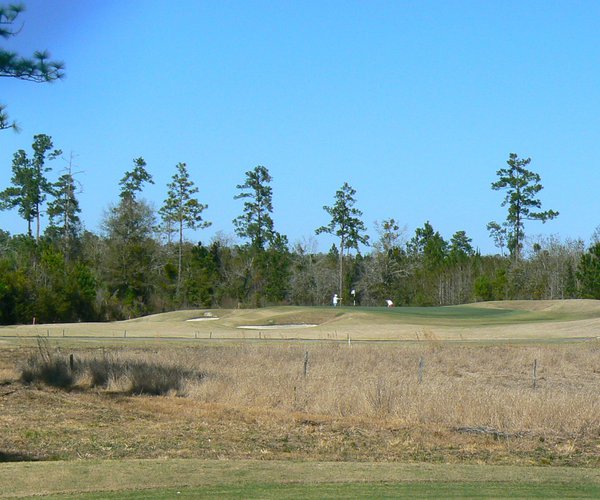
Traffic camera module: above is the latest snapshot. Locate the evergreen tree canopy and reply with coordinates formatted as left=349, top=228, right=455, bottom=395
left=233, top=165, right=275, bottom=250
left=316, top=182, right=369, bottom=299
left=374, top=218, right=403, bottom=253
left=119, top=157, right=153, bottom=202
left=450, top=230, right=475, bottom=261
left=46, top=169, right=82, bottom=251
left=0, top=133, right=61, bottom=239
left=160, top=162, right=209, bottom=237
left=577, top=243, right=600, bottom=299
left=1, top=3, right=64, bottom=130
left=489, top=153, right=558, bottom=260
left=317, top=182, right=369, bottom=253
left=408, top=221, right=448, bottom=269
left=160, top=162, right=210, bottom=298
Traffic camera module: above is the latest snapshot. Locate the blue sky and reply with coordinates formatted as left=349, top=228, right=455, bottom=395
left=1, top=0, right=598, bottom=254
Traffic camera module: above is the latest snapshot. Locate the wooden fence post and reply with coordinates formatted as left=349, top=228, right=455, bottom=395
left=303, top=350, right=309, bottom=378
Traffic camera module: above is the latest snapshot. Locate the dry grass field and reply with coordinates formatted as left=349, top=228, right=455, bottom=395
left=1, top=300, right=600, bottom=496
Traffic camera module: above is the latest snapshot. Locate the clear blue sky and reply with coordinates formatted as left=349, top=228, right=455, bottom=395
left=2, top=0, right=598, bottom=254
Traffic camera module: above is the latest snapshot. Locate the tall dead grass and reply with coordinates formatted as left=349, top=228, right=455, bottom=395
left=181, top=341, right=600, bottom=438
left=20, top=342, right=204, bottom=396
left=16, top=340, right=600, bottom=439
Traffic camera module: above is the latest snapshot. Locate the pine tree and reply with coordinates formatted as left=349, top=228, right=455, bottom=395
left=0, top=134, right=61, bottom=239
left=489, top=153, right=558, bottom=261
left=577, top=243, right=600, bottom=299
left=233, top=165, right=275, bottom=250
left=160, top=162, right=210, bottom=297
left=102, top=158, right=157, bottom=317
left=119, top=157, right=153, bottom=201
left=46, top=154, right=82, bottom=258
left=1, top=3, right=64, bottom=130
left=449, top=230, right=474, bottom=261
left=316, top=182, right=369, bottom=301
left=233, top=166, right=290, bottom=305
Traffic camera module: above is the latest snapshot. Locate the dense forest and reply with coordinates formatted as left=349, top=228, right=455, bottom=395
left=0, top=134, right=599, bottom=325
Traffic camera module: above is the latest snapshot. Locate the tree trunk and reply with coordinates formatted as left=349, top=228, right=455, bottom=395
left=177, top=220, right=183, bottom=299
left=339, top=237, right=345, bottom=301
left=36, top=207, right=40, bottom=241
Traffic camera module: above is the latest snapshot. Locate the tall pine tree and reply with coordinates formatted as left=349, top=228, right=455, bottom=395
left=0, top=134, right=61, bottom=239
left=489, top=153, right=558, bottom=260
left=160, top=162, right=210, bottom=298
left=316, top=182, right=369, bottom=302
left=233, top=165, right=275, bottom=250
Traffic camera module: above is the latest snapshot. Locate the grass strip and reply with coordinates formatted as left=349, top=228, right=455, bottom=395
left=3, top=459, right=600, bottom=498
left=46, top=482, right=600, bottom=499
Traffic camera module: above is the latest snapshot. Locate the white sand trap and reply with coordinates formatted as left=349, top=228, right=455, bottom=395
left=238, top=324, right=317, bottom=330
left=187, top=312, right=219, bottom=322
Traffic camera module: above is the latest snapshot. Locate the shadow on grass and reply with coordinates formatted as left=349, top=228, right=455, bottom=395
left=20, top=338, right=206, bottom=396
left=0, top=450, right=40, bottom=462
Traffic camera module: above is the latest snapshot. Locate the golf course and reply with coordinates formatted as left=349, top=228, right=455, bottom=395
left=4, top=0, right=600, bottom=497
left=2, top=299, right=600, bottom=498
left=2, top=298, right=600, bottom=342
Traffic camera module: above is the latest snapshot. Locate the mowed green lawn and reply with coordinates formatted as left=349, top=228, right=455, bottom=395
left=5, top=459, right=600, bottom=499
left=42, top=482, right=600, bottom=499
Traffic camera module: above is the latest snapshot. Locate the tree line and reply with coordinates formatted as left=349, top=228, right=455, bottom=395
left=0, top=134, right=599, bottom=325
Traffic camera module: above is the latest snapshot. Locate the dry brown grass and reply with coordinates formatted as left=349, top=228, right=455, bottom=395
left=2, top=341, right=600, bottom=465
left=182, top=342, right=600, bottom=434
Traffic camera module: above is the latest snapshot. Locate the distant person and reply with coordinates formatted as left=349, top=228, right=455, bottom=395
left=386, top=299, right=394, bottom=307
left=333, top=294, right=339, bottom=307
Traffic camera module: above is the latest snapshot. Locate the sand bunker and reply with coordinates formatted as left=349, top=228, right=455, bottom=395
left=237, top=324, right=317, bottom=330
left=187, top=312, right=219, bottom=322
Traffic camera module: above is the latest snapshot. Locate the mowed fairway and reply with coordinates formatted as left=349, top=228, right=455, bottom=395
left=1, top=299, right=600, bottom=498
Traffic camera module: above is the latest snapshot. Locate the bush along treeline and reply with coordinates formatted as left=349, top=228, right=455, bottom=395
left=0, top=135, right=599, bottom=324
